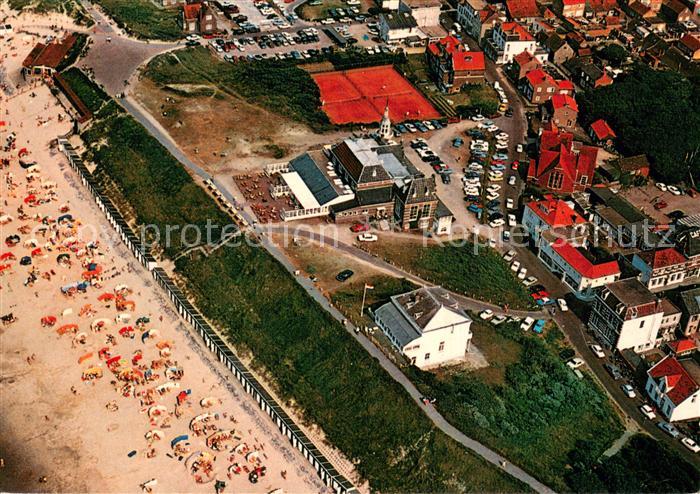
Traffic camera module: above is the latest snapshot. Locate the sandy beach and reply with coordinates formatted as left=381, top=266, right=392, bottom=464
left=0, top=12, right=327, bottom=493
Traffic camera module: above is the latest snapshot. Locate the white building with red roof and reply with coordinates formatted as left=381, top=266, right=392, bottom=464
left=426, top=36, right=485, bottom=92
left=484, top=21, right=544, bottom=63
left=646, top=355, right=700, bottom=422
left=631, top=247, right=690, bottom=292
left=522, top=194, right=588, bottom=244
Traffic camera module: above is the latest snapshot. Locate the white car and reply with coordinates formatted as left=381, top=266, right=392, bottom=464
left=489, top=173, right=503, bottom=182
left=468, top=163, right=483, bottom=172
left=423, top=120, right=435, bottom=131
left=486, top=192, right=500, bottom=201
left=567, top=358, right=584, bottom=369
left=590, top=344, right=605, bottom=359
left=668, top=185, right=682, bottom=196
left=495, top=132, right=508, bottom=140
left=639, top=404, right=656, bottom=420
left=506, top=198, right=514, bottom=209
left=405, top=123, right=417, bottom=133
left=517, top=267, right=527, bottom=279
left=508, top=213, right=516, bottom=227
left=621, top=384, right=636, bottom=398
left=489, top=218, right=505, bottom=228
left=682, top=437, right=700, bottom=453
left=488, top=238, right=497, bottom=248
left=516, top=144, right=524, bottom=153
left=487, top=184, right=502, bottom=193
left=492, top=315, right=507, bottom=325
left=471, top=114, right=485, bottom=122
left=479, top=309, right=494, bottom=320
left=557, top=298, right=569, bottom=312
left=520, top=317, right=534, bottom=331
left=503, top=250, right=516, bottom=262
left=656, top=182, right=667, bottom=192
left=510, top=260, right=520, bottom=272
left=508, top=175, right=516, bottom=186
left=522, top=276, right=538, bottom=287
left=487, top=124, right=499, bottom=132
left=357, top=233, right=378, bottom=242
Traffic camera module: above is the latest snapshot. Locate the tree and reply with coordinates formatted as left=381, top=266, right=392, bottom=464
left=598, top=44, right=628, bottom=67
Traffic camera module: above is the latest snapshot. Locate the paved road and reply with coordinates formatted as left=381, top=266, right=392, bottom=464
left=118, top=94, right=556, bottom=493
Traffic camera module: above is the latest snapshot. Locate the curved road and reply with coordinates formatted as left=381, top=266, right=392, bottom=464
left=117, top=96, right=555, bottom=493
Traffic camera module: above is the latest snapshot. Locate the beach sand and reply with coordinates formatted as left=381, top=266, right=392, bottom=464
left=0, top=18, right=328, bottom=494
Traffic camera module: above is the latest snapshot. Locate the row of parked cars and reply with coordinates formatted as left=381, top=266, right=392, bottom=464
left=410, top=138, right=451, bottom=183
left=395, top=119, right=444, bottom=135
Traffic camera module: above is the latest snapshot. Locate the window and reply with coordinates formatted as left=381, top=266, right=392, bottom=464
left=409, top=205, right=419, bottom=220
left=547, top=170, right=564, bottom=189
left=422, top=204, right=431, bottom=217
left=640, top=320, right=645, bottom=328
left=411, top=357, right=416, bottom=365
left=439, top=341, right=445, bottom=351
left=547, top=86, right=554, bottom=93
left=580, top=175, right=588, bottom=184
left=424, top=353, right=430, bottom=361
left=536, top=87, right=542, bottom=92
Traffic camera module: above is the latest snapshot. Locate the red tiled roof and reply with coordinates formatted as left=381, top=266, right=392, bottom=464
left=551, top=93, right=578, bottom=112
left=513, top=50, right=536, bottom=66
left=638, top=247, right=687, bottom=269
left=590, top=118, right=616, bottom=140
left=588, top=0, right=618, bottom=12
left=563, top=0, right=585, bottom=5
left=557, top=79, right=574, bottom=91
left=524, top=68, right=555, bottom=87
left=526, top=194, right=587, bottom=227
left=479, top=5, right=500, bottom=22
left=183, top=3, right=201, bottom=20
left=680, top=33, right=700, bottom=52
left=668, top=339, right=697, bottom=354
left=649, top=356, right=699, bottom=406
left=427, top=36, right=485, bottom=71
left=529, top=129, right=599, bottom=193
left=22, top=33, right=77, bottom=70
left=506, top=0, right=540, bottom=18
left=551, top=240, right=620, bottom=279
left=500, top=21, right=535, bottom=41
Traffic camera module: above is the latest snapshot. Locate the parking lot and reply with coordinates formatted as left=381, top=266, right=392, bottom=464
left=620, top=182, right=700, bottom=225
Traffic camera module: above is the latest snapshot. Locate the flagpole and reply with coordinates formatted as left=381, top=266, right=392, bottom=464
left=360, top=283, right=367, bottom=318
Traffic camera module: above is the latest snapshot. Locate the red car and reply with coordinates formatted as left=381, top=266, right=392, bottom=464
left=531, top=290, right=550, bottom=300
left=350, top=223, right=370, bottom=233
left=511, top=160, right=520, bottom=170
left=654, top=200, right=668, bottom=210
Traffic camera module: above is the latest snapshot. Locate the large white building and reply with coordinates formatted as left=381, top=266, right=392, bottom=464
left=378, top=12, right=421, bottom=43
left=483, top=21, right=539, bottom=64
left=399, top=0, right=442, bottom=27
left=374, top=287, right=473, bottom=368
left=588, top=279, right=665, bottom=353
left=646, top=355, right=700, bottom=422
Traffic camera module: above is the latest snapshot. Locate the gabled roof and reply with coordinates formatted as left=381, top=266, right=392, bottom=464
left=590, top=118, right=616, bottom=140
left=680, top=287, right=700, bottom=316
left=664, top=0, right=690, bottom=15
left=506, top=0, right=540, bottom=18
left=557, top=79, right=575, bottom=91
left=22, top=33, right=77, bottom=69
left=680, top=33, right=700, bottom=52
left=427, top=36, right=485, bottom=71
left=667, top=339, right=696, bottom=355
left=526, top=194, right=587, bottom=227
left=530, top=130, right=599, bottom=189
left=588, top=0, right=618, bottom=12
left=524, top=68, right=556, bottom=87
left=395, top=174, right=437, bottom=205
left=551, top=93, right=578, bottom=112
left=480, top=4, right=501, bottom=22
left=513, top=49, right=537, bottom=66
left=183, top=3, right=201, bottom=20
left=499, top=21, right=535, bottom=41
left=551, top=239, right=620, bottom=279
left=636, top=247, right=687, bottom=269
left=648, top=355, right=699, bottom=406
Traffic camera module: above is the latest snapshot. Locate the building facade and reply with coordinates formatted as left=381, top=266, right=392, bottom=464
left=426, top=36, right=486, bottom=92
left=646, top=355, right=700, bottom=422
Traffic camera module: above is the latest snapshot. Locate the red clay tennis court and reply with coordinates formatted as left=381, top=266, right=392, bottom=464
left=313, top=65, right=440, bottom=125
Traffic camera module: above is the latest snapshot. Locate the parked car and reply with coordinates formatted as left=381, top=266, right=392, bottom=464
left=357, top=233, right=378, bottom=242
left=516, top=143, right=524, bottom=153
left=508, top=213, right=516, bottom=226
left=657, top=421, right=680, bottom=438
left=479, top=309, right=494, bottom=320
left=656, top=182, right=667, bottom=192
left=557, top=298, right=569, bottom=311
left=520, top=317, right=535, bottom=331
left=506, top=198, right=514, bottom=210
left=590, top=344, right=605, bottom=358
left=681, top=437, right=700, bottom=453
left=668, top=185, right=682, bottom=196
left=517, top=267, right=527, bottom=279
left=502, top=230, right=511, bottom=242
left=489, top=218, right=505, bottom=228
left=503, top=250, right=516, bottom=262
left=604, top=363, right=624, bottom=380
left=336, top=269, right=354, bottom=282
left=510, top=260, right=520, bottom=272
left=508, top=175, right=516, bottom=186
left=639, top=404, right=656, bottom=420
left=621, top=384, right=636, bottom=398
left=522, top=276, right=538, bottom=287
left=567, top=357, right=584, bottom=369
left=471, top=114, right=485, bottom=122
left=492, top=315, right=507, bottom=326
left=350, top=223, right=369, bottom=233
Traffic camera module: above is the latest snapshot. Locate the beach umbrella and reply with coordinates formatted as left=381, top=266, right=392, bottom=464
left=5, top=235, right=20, bottom=246
left=171, top=435, right=189, bottom=449
left=106, top=355, right=122, bottom=368
left=19, top=256, right=31, bottom=265
left=0, top=252, right=16, bottom=261
left=98, top=292, right=114, bottom=302
left=57, top=323, right=78, bottom=335
left=78, top=352, right=93, bottom=364
left=40, top=315, right=56, bottom=327
left=141, top=330, right=151, bottom=343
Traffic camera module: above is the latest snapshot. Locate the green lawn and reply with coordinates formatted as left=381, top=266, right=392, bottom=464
left=8, top=0, right=93, bottom=24
left=363, top=239, right=534, bottom=310
left=78, top=69, right=528, bottom=493
left=144, top=47, right=332, bottom=132
left=407, top=320, right=623, bottom=492
left=93, top=0, right=182, bottom=40
left=60, top=66, right=108, bottom=113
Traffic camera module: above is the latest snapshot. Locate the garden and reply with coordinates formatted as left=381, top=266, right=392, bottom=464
left=93, top=0, right=182, bottom=40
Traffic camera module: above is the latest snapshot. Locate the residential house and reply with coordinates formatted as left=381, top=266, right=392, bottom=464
left=543, top=93, right=578, bottom=130
left=658, top=299, right=682, bottom=342
left=667, top=338, right=697, bottom=357
left=21, top=33, right=77, bottom=79
left=541, top=32, right=575, bottom=64
left=434, top=201, right=454, bottom=236
left=588, top=186, right=650, bottom=247
left=554, top=0, right=587, bottom=17
left=378, top=12, right=420, bottom=43
left=506, top=0, right=541, bottom=20
left=587, top=0, right=619, bottom=17
left=589, top=119, right=616, bottom=149
left=520, top=69, right=572, bottom=104
left=631, top=247, right=689, bottom=291
left=393, top=174, right=439, bottom=231
left=661, top=0, right=692, bottom=20
left=678, top=33, right=700, bottom=61
left=180, top=3, right=217, bottom=34
left=677, top=227, right=700, bottom=279
left=374, top=287, right=473, bottom=368
left=426, top=36, right=486, bottom=92
left=457, top=0, right=501, bottom=43
left=522, top=194, right=588, bottom=245
left=678, top=0, right=700, bottom=15
left=639, top=0, right=664, bottom=12
left=400, top=0, right=442, bottom=27
left=617, top=155, right=651, bottom=178
left=646, top=355, right=700, bottom=422
left=576, top=62, right=613, bottom=90
left=679, top=287, right=700, bottom=337
left=527, top=127, right=599, bottom=193
left=589, top=278, right=664, bottom=352
left=483, top=21, right=543, bottom=63
left=509, top=49, right=542, bottom=80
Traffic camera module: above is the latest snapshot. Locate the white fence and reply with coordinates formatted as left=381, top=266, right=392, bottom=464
left=58, top=139, right=358, bottom=494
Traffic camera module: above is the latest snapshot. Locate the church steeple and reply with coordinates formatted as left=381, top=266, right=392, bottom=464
left=379, top=100, right=393, bottom=141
